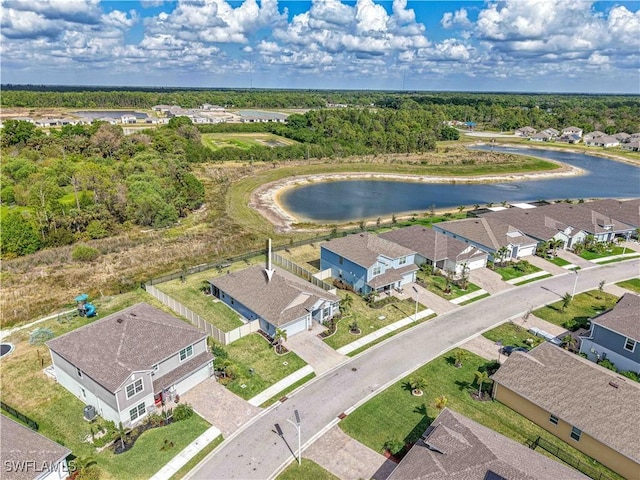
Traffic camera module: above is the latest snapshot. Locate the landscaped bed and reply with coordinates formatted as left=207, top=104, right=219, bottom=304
left=323, top=293, right=427, bottom=350
left=533, top=290, right=619, bottom=331
left=215, top=333, right=307, bottom=400
left=338, top=348, right=623, bottom=480
left=418, top=273, right=480, bottom=300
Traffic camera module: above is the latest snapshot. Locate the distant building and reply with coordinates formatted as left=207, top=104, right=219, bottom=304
left=515, top=126, right=536, bottom=137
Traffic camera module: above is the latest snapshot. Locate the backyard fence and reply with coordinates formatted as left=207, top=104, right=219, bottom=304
left=1, top=401, right=39, bottom=430
left=272, top=252, right=335, bottom=292
left=144, top=285, right=259, bottom=345
left=529, top=436, right=615, bottom=480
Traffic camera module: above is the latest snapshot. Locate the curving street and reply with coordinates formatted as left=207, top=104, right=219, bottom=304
left=187, top=260, right=639, bottom=480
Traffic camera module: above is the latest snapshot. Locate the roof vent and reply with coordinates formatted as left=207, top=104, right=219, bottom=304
left=130, top=313, right=137, bottom=317
left=116, top=318, right=124, bottom=324
left=609, top=381, right=619, bottom=389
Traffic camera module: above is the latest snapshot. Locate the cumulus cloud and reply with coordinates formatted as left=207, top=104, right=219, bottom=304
left=441, top=8, right=471, bottom=29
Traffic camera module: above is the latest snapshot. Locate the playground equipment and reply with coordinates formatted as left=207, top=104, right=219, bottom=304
left=75, top=294, right=97, bottom=318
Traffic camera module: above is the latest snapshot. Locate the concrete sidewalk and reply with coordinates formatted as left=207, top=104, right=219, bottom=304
left=248, top=365, right=314, bottom=406
left=591, top=252, right=640, bottom=263
left=336, top=308, right=435, bottom=355
left=150, top=425, right=221, bottom=480
left=450, top=289, right=488, bottom=304
left=506, top=270, right=551, bottom=285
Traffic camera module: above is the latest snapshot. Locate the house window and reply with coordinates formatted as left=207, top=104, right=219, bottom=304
left=129, top=402, right=146, bottom=422
left=570, top=426, right=582, bottom=441
left=76, top=368, right=83, bottom=378
left=126, top=379, right=144, bottom=399
left=180, top=345, right=194, bottom=362
left=339, top=256, right=344, bottom=265
left=372, top=266, right=381, bottom=276
left=323, top=307, right=331, bottom=318
left=549, top=414, right=559, bottom=425
left=624, top=338, right=636, bottom=352
left=398, top=256, right=407, bottom=265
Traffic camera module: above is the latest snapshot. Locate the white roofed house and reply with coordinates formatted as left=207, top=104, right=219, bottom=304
left=562, top=126, right=583, bottom=137
left=620, top=140, right=640, bottom=152
left=515, top=126, right=536, bottom=137
left=530, top=131, right=552, bottom=142
left=582, top=131, right=606, bottom=142
left=585, top=135, right=619, bottom=148
left=120, top=114, right=137, bottom=124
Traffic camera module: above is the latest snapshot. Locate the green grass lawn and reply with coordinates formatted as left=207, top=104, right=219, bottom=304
left=514, top=273, right=553, bottom=285
left=418, top=274, right=480, bottom=300
left=580, top=246, right=625, bottom=260
left=278, top=459, right=339, bottom=480
left=202, top=132, right=298, bottom=151
left=598, top=255, right=640, bottom=264
left=533, top=290, right=619, bottom=331
left=170, top=434, right=224, bottom=480
left=339, top=349, right=622, bottom=480
left=616, top=278, right=640, bottom=293
left=548, top=257, right=571, bottom=267
left=323, top=293, right=427, bottom=350
left=492, top=261, right=542, bottom=281
left=222, top=333, right=307, bottom=400
left=483, top=322, right=544, bottom=349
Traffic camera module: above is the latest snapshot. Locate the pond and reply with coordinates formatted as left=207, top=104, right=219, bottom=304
left=73, top=110, right=149, bottom=119
left=279, top=147, right=640, bottom=222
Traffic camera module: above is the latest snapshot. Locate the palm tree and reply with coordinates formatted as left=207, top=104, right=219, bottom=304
left=550, top=238, right=564, bottom=256
left=496, top=246, right=510, bottom=266
left=475, top=370, right=490, bottom=398
left=473, top=204, right=480, bottom=210
left=274, top=328, right=287, bottom=354
left=454, top=350, right=467, bottom=368
left=435, top=395, right=448, bottom=410
left=561, top=292, right=573, bottom=312
left=562, top=334, right=577, bottom=351
left=409, top=376, right=426, bottom=396
left=457, top=205, right=465, bottom=213
left=340, top=294, right=353, bottom=315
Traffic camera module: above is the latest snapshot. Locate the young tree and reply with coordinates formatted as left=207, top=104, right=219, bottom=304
left=340, top=294, right=353, bottom=315
left=496, top=246, right=510, bottom=266
left=475, top=370, right=490, bottom=398
left=274, top=328, right=287, bottom=354
left=561, top=292, right=573, bottom=312
left=435, top=395, right=448, bottom=410
left=454, top=350, right=467, bottom=368
left=408, top=376, right=426, bottom=396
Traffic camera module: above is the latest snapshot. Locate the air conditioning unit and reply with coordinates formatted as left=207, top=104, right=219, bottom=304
left=83, top=405, right=97, bottom=422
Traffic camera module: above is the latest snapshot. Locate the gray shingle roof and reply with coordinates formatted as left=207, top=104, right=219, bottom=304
left=367, top=263, right=418, bottom=289
left=379, top=226, right=486, bottom=263
left=581, top=198, right=640, bottom=228
left=591, top=293, right=640, bottom=341
left=389, top=408, right=587, bottom=480
left=480, top=208, right=569, bottom=241
left=1, top=416, right=71, bottom=480
left=46, top=303, right=207, bottom=393
left=322, top=232, right=415, bottom=268
left=491, top=342, right=640, bottom=463
left=542, top=203, right=633, bottom=234
left=435, top=217, right=538, bottom=251
left=209, top=266, right=339, bottom=327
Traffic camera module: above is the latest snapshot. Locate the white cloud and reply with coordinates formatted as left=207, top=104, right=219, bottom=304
left=441, top=8, right=471, bottom=29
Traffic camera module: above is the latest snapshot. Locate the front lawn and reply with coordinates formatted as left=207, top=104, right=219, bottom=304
left=616, top=278, right=640, bottom=293
left=220, top=333, right=307, bottom=400
left=549, top=257, right=571, bottom=267
left=482, top=322, right=544, bottom=349
left=278, top=458, right=339, bottom=480
left=419, top=274, right=480, bottom=300
left=323, top=294, right=427, bottom=350
left=533, top=290, right=619, bottom=331
left=579, top=246, right=625, bottom=260
left=492, top=261, right=542, bottom=281
left=339, top=349, right=623, bottom=480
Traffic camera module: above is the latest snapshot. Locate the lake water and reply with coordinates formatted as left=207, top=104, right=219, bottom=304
left=280, top=147, right=640, bottom=222
left=73, top=110, right=149, bottom=119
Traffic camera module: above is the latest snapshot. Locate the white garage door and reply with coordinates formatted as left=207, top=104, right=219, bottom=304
left=283, top=318, right=308, bottom=337
left=467, top=258, right=486, bottom=270
left=174, top=362, right=213, bottom=396
left=518, top=245, right=536, bottom=258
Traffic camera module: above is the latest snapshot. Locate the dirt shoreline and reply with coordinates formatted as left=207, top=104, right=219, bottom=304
left=249, top=161, right=585, bottom=232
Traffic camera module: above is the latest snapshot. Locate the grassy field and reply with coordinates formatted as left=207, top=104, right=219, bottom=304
left=275, top=244, right=322, bottom=272
left=616, top=278, right=640, bottom=293
left=339, top=348, right=623, bottom=480
left=221, top=333, right=307, bottom=400
left=492, top=261, right=542, bottom=281
left=278, top=459, right=339, bottom=480
left=533, top=290, right=619, bottom=331
left=419, top=274, right=480, bottom=300
left=483, top=322, right=544, bottom=349
left=202, top=133, right=298, bottom=151
left=323, top=293, right=428, bottom=350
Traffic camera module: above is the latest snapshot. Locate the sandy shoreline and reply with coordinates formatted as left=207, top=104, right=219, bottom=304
left=249, top=161, right=585, bottom=232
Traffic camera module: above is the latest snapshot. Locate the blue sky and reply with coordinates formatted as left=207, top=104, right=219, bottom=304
left=2, top=0, right=639, bottom=93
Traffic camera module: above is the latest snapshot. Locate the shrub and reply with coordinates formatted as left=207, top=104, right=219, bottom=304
left=172, top=403, right=194, bottom=421
left=72, top=244, right=100, bottom=262
left=383, top=438, right=404, bottom=455
left=598, top=359, right=617, bottom=372
left=29, top=327, right=55, bottom=345
left=620, top=370, right=639, bottom=382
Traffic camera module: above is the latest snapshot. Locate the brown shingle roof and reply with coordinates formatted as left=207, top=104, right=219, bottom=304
left=480, top=208, right=569, bottom=241
left=1, top=416, right=71, bottom=480
left=591, top=293, right=640, bottom=341
left=436, top=217, right=537, bottom=251
left=491, top=342, right=640, bottom=463
left=582, top=198, right=640, bottom=228
left=322, top=232, right=415, bottom=268
left=209, top=266, right=339, bottom=328
left=367, top=263, right=418, bottom=289
left=389, top=408, right=587, bottom=480
left=542, top=203, right=633, bottom=234
left=46, top=303, right=207, bottom=393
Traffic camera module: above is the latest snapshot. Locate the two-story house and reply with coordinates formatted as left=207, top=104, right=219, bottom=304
left=320, top=232, right=418, bottom=294
left=580, top=293, right=640, bottom=374
left=46, top=303, right=214, bottom=428
left=209, top=265, right=340, bottom=337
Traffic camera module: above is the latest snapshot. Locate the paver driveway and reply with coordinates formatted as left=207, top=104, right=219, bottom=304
left=284, top=326, right=347, bottom=375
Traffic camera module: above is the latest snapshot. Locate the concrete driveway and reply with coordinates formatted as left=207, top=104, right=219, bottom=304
left=395, top=282, right=457, bottom=315
left=556, top=249, right=593, bottom=269
left=462, top=335, right=503, bottom=363
left=526, top=255, right=568, bottom=275
left=469, top=268, right=513, bottom=294
left=181, top=377, right=261, bottom=437
left=284, top=327, right=347, bottom=375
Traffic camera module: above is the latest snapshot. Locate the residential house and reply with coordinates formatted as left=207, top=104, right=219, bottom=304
left=580, top=293, right=640, bottom=373
left=379, top=225, right=487, bottom=274
left=1, top=416, right=72, bottom=480
left=388, top=408, right=587, bottom=480
left=320, top=232, right=418, bottom=294
left=583, top=131, right=606, bottom=142
left=515, top=126, right=536, bottom=137
left=151, top=105, right=172, bottom=113
left=46, top=303, right=214, bottom=428
left=530, top=131, right=552, bottom=142
left=613, top=132, right=630, bottom=142
left=120, top=114, right=137, bottom=124
left=433, top=217, right=538, bottom=261
left=208, top=266, right=340, bottom=337
left=491, top=342, right=640, bottom=480
left=542, top=127, right=559, bottom=137
left=541, top=203, right=634, bottom=243
left=583, top=198, right=640, bottom=230
left=621, top=140, right=640, bottom=152
left=562, top=126, right=584, bottom=137
left=585, top=135, right=619, bottom=148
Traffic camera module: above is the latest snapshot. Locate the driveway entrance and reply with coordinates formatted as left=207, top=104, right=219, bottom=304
left=284, top=326, right=347, bottom=375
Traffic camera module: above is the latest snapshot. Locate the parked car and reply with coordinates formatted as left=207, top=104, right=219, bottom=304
left=502, top=345, right=529, bottom=356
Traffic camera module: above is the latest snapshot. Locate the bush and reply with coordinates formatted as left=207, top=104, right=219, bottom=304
left=620, top=370, right=639, bottom=382
left=172, top=403, right=194, bottom=421
left=598, top=359, right=617, bottom=372
left=72, top=244, right=100, bottom=262
left=29, top=327, right=55, bottom=345
left=383, top=438, right=404, bottom=455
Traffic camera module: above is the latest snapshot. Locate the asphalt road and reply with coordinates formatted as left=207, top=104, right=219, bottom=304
left=188, top=260, right=639, bottom=480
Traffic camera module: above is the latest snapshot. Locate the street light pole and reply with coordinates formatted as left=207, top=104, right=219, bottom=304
left=287, top=410, right=301, bottom=465
left=413, top=286, right=419, bottom=322
left=572, top=270, right=579, bottom=298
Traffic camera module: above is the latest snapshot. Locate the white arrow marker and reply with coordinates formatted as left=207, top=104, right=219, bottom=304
left=265, top=238, right=275, bottom=282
